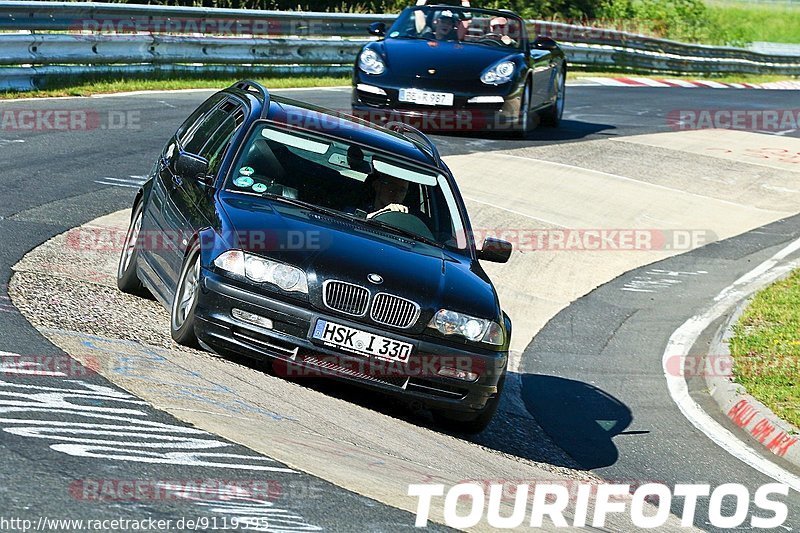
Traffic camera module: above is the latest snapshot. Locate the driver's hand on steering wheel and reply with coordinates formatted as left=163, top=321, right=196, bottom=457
left=367, top=203, right=408, bottom=219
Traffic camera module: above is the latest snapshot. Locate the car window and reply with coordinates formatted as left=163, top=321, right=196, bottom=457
left=388, top=6, right=525, bottom=49
left=200, top=107, right=246, bottom=175
left=225, top=123, right=468, bottom=250
left=175, top=93, right=226, bottom=144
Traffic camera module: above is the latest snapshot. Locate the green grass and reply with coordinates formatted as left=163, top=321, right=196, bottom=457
left=0, top=71, right=792, bottom=99
left=729, top=269, right=800, bottom=429
left=705, top=1, right=800, bottom=45
left=0, top=75, right=351, bottom=99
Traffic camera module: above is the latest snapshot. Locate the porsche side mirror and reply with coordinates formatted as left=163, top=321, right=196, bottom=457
left=532, top=36, right=558, bottom=50
left=175, top=152, right=211, bottom=185
left=368, top=21, right=386, bottom=37
left=478, top=237, right=513, bottom=263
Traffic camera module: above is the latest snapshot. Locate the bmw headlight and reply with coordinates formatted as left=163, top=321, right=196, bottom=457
left=358, top=48, right=386, bottom=75
left=428, top=309, right=504, bottom=346
left=480, top=60, right=515, bottom=85
left=214, top=250, right=308, bottom=294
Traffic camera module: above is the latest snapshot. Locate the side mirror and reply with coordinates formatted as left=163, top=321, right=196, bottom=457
left=368, top=21, right=386, bottom=37
left=175, top=151, right=211, bottom=185
left=478, top=237, right=513, bottom=263
left=532, top=36, right=558, bottom=50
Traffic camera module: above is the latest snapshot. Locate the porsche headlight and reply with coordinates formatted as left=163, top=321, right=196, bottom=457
left=358, top=48, right=386, bottom=75
left=480, top=60, right=515, bottom=85
left=428, top=309, right=504, bottom=345
left=214, top=250, right=308, bottom=294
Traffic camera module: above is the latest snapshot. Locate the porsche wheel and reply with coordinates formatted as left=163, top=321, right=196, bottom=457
left=117, top=201, right=145, bottom=294
left=513, top=80, right=533, bottom=138
left=541, top=69, right=566, bottom=127
left=170, top=245, right=201, bottom=347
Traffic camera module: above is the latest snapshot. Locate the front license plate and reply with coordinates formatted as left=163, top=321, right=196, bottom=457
left=398, top=88, right=454, bottom=106
left=312, top=319, right=412, bottom=363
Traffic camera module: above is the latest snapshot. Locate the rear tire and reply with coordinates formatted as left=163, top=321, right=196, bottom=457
left=117, top=202, right=146, bottom=295
left=170, top=245, right=201, bottom=347
left=432, top=374, right=505, bottom=434
left=540, top=69, right=566, bottom=127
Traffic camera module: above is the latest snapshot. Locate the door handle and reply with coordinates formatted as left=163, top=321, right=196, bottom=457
left=172, top=175, right=182, bottom=188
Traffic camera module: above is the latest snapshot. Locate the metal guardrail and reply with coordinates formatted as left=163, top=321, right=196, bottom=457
left=0, top=1, right=798, bottom=92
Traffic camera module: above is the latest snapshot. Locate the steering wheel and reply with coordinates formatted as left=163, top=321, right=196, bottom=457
left=372, top=211, right=436, bottom=242
left=478, top=35, right=505, bottom=46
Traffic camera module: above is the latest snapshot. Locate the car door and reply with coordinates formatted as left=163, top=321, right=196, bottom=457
left=163, top=98, right=246, bottom=289
left=139, top=94, right=226, bottom=297
left=528, top=31, right=556, bottom=108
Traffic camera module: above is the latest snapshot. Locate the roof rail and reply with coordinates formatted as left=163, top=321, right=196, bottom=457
left=232, top=80, right=270, bottom=117
left=384, top=121, right=442, bottom=166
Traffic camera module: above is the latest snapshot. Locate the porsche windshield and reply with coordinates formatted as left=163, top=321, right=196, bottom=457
left=388, top=6, right=525, bottom=50
left=226, top=123, right=468, bottom=250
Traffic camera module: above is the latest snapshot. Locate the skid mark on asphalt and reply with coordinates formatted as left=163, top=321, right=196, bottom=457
left=622, top=269, right=708, bottom=293
left=0, top=295, right=14, bottom=314
left=0, top=377, right=296, bottom=471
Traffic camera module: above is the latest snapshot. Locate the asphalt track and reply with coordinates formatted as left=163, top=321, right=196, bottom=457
left=1, top=84, right=800, bottom=530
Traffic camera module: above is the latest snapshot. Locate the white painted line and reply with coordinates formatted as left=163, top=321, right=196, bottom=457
left=94, top=181, right=140, bottom=189
left=100, top=177, right=147, bottom=185
left=692, top=80, right=728, bottom=89
left=629, top=77, right=670, bottom=88
left=579, top=77, right=633, bottom=87
left=662, top=79, right=698, bottom=88
left=491, top=152, right=787, bottom=213
left=663, top=236, right=800, bottom=493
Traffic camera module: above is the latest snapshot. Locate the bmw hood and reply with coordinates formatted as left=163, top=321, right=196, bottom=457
left=376, top=39, right=520, bottom=82
left=217, top=194, right=500, bottom=325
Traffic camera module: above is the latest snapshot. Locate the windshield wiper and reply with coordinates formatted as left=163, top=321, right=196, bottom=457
left=361, top=217, right=443, bottom=248
left=260, top=193, right=355, bottom=222
left=261, top=192, right=444, bottom=248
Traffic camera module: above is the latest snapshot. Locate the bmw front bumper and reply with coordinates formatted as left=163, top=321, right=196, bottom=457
left=195, top=270, right=507, bottom=413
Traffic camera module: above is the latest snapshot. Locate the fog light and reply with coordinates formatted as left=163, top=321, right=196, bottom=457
left=467, top=96, right=504, bottom=104
left=357, top=83, right=387, bottom=95
left=437, top=367, right=478, bottom=381
left=232, top=308, right=273, bottom=329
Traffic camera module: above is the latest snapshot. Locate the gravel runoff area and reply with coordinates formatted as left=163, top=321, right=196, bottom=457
left=8, top=209, right=701, bottom=531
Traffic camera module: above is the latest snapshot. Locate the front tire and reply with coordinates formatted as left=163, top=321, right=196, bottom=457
left=117, top=202, right=145, bottom=295
left=512, top=81, right=533, bottom=138
left=170, top=245, right=201, bottom=347
left=433, top=374, right=505, bottom=434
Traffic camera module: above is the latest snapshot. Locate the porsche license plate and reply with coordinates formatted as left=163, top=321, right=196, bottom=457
left=312, top=319, right=412, bottom=362
left=398, top=88, right=454, bottom=106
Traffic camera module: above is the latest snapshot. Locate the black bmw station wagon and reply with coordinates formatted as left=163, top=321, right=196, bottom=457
left=117, top=81, right=513, bottom=432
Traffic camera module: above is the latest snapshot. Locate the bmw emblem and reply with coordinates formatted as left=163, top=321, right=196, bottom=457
left=368, top=273, right=383, bottom=284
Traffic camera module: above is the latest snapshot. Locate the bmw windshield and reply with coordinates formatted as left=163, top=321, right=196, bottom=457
left=387, top=6, right=525, bottom=50
left=225, top=123, right=468, bottom=250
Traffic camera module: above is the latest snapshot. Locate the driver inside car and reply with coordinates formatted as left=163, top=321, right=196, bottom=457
left=486, top=16, right=516, bottom=46
left=364, top=172, right=409, bottom=219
